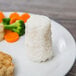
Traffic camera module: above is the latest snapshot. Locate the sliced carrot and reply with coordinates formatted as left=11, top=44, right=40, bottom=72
left=4, top=30, right=13, bottom=34
left=9, top=13, right=30, bottom=23
left=4, top=31, right=19, bottom=43
left=20, top=13, right=30, bottom=23
left=0, top=11, right=5, bottom=18
left=0, top=11, right=5, bottom=23
left=9, top=12, right=20, bottom=24
left=9, top=12, right=20, bottom=19
left=0, top=19, right=2, bottom=23
left=10, top=17, right=20, bottom=24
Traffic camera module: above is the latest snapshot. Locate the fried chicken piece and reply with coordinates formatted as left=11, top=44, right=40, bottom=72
left=0, top=52, right=14, bottom=76
left=0, top=25, right=4, bottom=41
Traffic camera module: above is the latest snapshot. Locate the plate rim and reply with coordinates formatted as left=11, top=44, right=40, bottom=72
left=51, top=19, right=76, bottom=76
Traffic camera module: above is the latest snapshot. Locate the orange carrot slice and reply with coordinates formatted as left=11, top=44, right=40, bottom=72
left=9, top=12, right=20, bottom=18
left=4, top=30, right=13, bottom=34
left=0, top=11, right=5, bottom=18
left=4, top=31, right=19, bottom=43
left=20, top=13, right=30, bottom=23
left=0, top=11, right=5, bottom=23
left=10, top=17, right=20, bottom=24
left=9, top=12, right=20, bottom=24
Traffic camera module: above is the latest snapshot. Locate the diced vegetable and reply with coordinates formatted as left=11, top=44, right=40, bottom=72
left=9, top=12, right=30, bottom=23
left=9, top=12, right=20, bottom=18
left=10, top=17, right=20, bottom=24
left=0, top=12, right=30, bottom=43
left=9, top=12, right=20, bottom=24
left=2, top=18, right=10, bottom=25
left=0, top=11, right=5, bottom=23
left=4, top=31, right=19, bottom=43
left=4, top=29, right=13, bottom=34
left=20, top=13, right=30, bottom=23
left=4, top=20, right=25, bottom=36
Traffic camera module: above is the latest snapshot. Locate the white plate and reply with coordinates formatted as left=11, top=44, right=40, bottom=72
left=0, top=12, right=76, bottom=76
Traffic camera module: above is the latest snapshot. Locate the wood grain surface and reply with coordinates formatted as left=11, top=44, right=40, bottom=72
left=0, top=0, right=76, bottom=76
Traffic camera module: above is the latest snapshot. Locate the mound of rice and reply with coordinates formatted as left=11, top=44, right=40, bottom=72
left=25, top=14, right=53, bottom=62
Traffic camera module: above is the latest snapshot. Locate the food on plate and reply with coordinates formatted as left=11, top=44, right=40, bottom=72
left=10, top=17, right=20, bottom=24
left=0, top=51, right=14, bottom=76
left=4, top=20, right=25, bottom=36
left=9, top=12, right=20, bottom=19
left=4, top=30, right=13, bottom=34
left=3, top=18, right=10, bottom=25
left=9, top=12, right=20, bottom=24
left=0, top=32, right=4, bottom=42
left=0, top=25, right=4, bottom=32
left=0, top=12, right=30, bottom=43
left=9, top=12, right=30, bottom=23
left=20, top=13, right=30, bottom=23
left=0, top=25, right=4, bottom=41
left=25, top=14, right=53, bottom=62
left=0, top=12, right=5, bottom=23
left=4, top=30, right=19, bottom=43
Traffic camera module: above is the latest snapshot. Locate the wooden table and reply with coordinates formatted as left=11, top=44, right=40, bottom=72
left=0, top=0, right=76, bottom=76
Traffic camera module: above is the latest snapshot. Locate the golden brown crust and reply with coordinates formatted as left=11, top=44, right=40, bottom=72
left=0, top=25, right=4, bottom=42
left=0, top=25, right=4, bottom=33
left=0, top=52, right=14, bottom=76
left=0, top=32, right=4, bottom=42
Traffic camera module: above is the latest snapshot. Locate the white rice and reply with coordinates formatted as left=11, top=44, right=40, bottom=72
left=25, top=14, right=53, bottom=62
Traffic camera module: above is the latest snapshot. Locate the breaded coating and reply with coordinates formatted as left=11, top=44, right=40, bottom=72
left=0, top=52, right=14, bottom=76
left=0, top=25, right=4, bottom=41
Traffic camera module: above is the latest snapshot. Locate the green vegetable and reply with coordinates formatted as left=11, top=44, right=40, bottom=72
left=4, top=20, right=25, bottom=36
left=2, top=18, right=10, bottom=25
